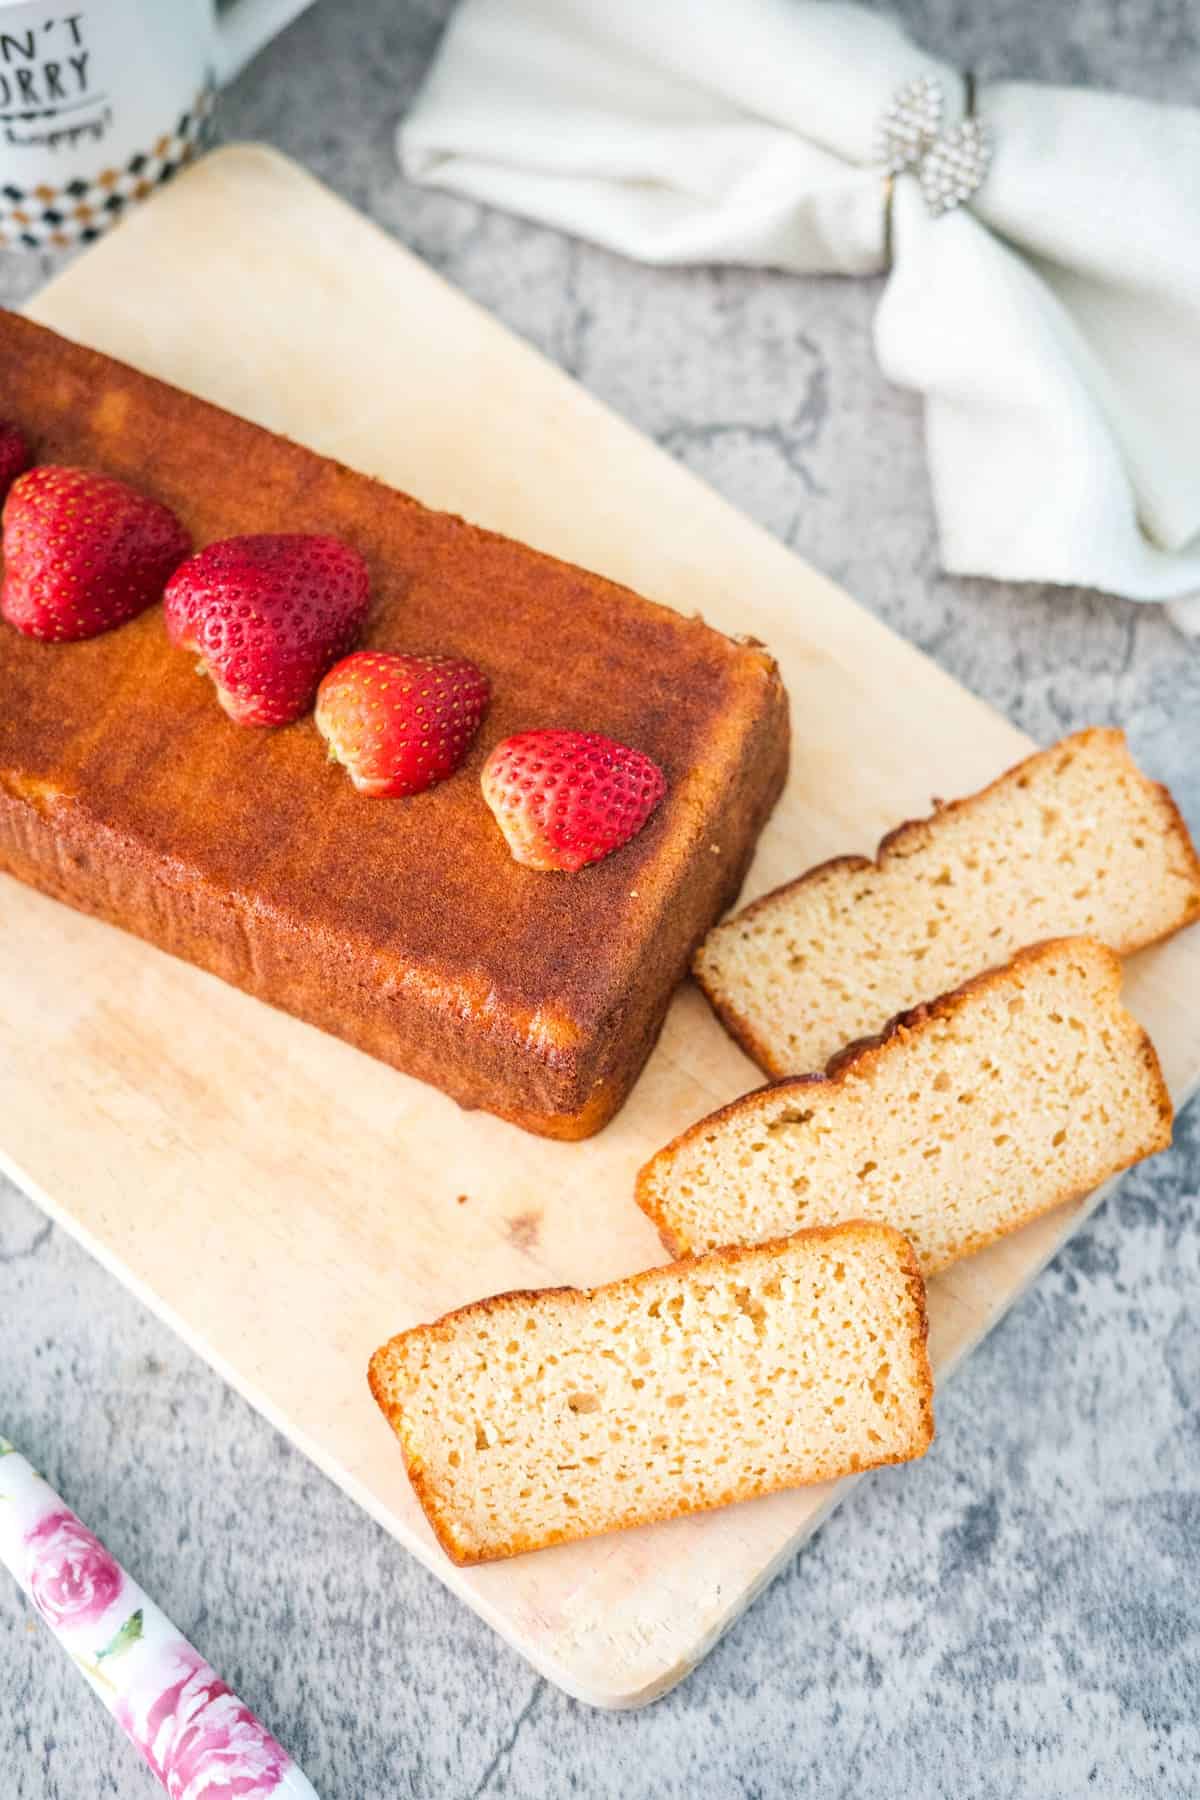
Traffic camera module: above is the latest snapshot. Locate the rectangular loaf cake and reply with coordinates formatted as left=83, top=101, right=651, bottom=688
left=0, top=311, right=789, bottom=1138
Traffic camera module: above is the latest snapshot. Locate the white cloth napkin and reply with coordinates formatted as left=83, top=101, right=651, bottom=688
left=400, top=0, right=1200, bottom=630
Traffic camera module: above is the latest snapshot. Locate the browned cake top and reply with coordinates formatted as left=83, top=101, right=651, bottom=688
left=0, top=311, right=781, bottom=1039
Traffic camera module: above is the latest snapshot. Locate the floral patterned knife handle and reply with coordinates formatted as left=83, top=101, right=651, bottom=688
left=0, top=1437, right=321, bottom=1798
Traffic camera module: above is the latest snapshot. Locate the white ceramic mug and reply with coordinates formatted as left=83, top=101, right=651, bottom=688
left=0, top=0, right=313, bottom=250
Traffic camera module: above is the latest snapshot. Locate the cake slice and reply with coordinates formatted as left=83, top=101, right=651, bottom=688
left=0, top=310, right=788, bottom=1138
left=638, top=939, right=1172, bottom=1272
left=368, top=1221, right=934, bottom=1564
left=694, top=728, right=1200, bottom=1079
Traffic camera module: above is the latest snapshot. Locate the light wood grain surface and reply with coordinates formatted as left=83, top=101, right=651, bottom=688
left=3, top=145, right=1199, bottom=1707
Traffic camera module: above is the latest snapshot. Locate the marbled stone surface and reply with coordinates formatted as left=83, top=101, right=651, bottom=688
left=2, top=2, right=1199, bottom=1794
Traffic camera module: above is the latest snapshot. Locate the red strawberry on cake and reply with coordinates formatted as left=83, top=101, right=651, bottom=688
left=1, top=465, right=190, bottom=642
left=164, top=534, right=370, bottom=727
left=316, top=650, right=491, bottom=797
left=482, top=728, right=667, bottom=872
left=0, top=420, right=31, bottom=503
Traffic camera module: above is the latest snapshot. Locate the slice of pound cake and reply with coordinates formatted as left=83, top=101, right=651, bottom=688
left=695, top=728, right=1200, bottom=1078
left=638, top=939, right=1172, bottom=1273
left=368, top=1221, right=933, bottom=1564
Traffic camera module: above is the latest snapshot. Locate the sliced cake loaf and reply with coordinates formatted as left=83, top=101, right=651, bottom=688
left=638, top=938, right=1172, bottom=1272
left=695, top=728, right=1200, bottom=1079
left=368, top=1222, right=934, bottom=1564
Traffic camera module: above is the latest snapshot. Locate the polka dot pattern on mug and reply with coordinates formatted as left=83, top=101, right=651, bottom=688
left=0, top=81, right=216, bottom=251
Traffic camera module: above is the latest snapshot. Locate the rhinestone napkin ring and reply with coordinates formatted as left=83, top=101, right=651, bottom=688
left=877, top=74, right=991, bottom=217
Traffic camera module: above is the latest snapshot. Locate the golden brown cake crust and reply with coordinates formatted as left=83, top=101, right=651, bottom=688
left=0, top=310, right=789, bottom=1136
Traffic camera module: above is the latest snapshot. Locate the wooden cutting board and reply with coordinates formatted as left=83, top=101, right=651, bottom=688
left=5, top=145, right=1200, bottom=1708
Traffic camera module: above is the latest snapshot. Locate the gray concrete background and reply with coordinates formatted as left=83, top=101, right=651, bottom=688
left=3, top=2, right=1199, bottom=1794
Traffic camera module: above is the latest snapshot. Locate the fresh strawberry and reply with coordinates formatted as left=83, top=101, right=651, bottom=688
left=481, top=729, right=667, bottom=872
left=316, top=649, right=490, bottom=797
left=164, top=534, right=370, bottom=727
left=1, top=465, right=190, bottom=642
left=0, top=420, right=31, bottom=503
